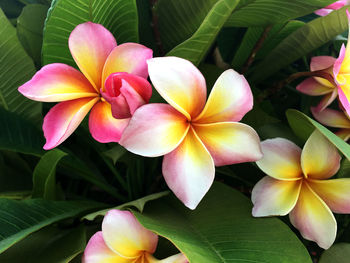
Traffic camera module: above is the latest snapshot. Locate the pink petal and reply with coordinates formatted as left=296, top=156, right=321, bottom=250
left=311, top=107, right=350, bottom=128
left=296, top=77, right=333, bottom=96
left=89, top=101, right=130, bottom=143
left=314, top=8, right=334, bottom=16
left=310, top=56, right=336, bottom=72
left=314, top=89, right=338, bottom=112
left=193, top=69, right=253, bottom=123
left=43, top=97, right=99, bottom=150
left=256, top=138, right=303, bottom=180
left=158, top=254, right=189, bottom=263
left=163, top=127, right=215, bottom=210
left=338, top=86, right=350, bottom=117
left=102, top=210, right=158, bottom=258
left=252, top=176, right=302, bottom=217
left=301, top=130, right=341, bottom=180
left=193, top=122, right=262, bottom=166
left=289, top=181, right=336, bottom=249
left=120, top=104, right=189, bottom=157
left=18, top=63, right=97, bottom=102
left=69, top=22, right=117, bottom=91
left=333, top=44, right=346, bottom=82
left=147, top=57, right=207, bottom=120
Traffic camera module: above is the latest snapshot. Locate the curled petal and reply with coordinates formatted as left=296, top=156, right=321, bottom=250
left=296, top=77, right=333, bottom=96
left=158, top=254, right=188, bottom=263
left=252, top=176, right=302, bottom=217
left=89, top=101, right=130, bottom=143
left=307, top=178, right=350, bottom=214
left=311, top=107, right=350, bottom=128
left=256, top=138, right=302, bottom=180
left=18, top=63, right=97, bottom=102
left=314, top=89, right=338, bottom=112
left=310, top=56, right=336, bottom=88
left=147, top=57, right=206, bottom=120
left=289, top=182, right=336, bottom=249
left=193, top=122, right=262, bottom=166
left=69, top=22, right=117, bottom=90
left=163, top=127, right=215, bottom=210
left=102, top=210, right=158, bottom=258
left=120, top=104, right=189, bottom=157
left=43, top=97, right=99, bottom=150
left=301, top=130, right=341, bottom=180
left=194, top=69, right=253, bottom=123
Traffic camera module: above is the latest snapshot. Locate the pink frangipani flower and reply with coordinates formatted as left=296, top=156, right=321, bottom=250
left=315, top=0, right=349, bottom=16
left=120, top=57, right=263, bottom=209
left=19, top=22, right=152, bottom=150
left=83, top=209, right=187, bottom=263
left=252, top=131, right=350, bottom=249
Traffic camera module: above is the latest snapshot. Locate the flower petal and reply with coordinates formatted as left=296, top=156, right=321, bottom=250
left=301, top=130, right=341, bottom=179
left=18, top=63, right=97, bottom=102
left=338, top=86, right=350, bottom=117
left=193, top=122, right=262, bottom=166
left=102, top=43, right=153, bottom=87
left=289, top=181, right=336, bottom=249
left=314, top=89, right=338, bottom=112
left=310, top=56, right=336, bottom=88
left=311, top=107, right=350, bottom=128
left=89, top=101, right=130, bottom=143
left=69, top=22, right=117, bottom=90
left=307, top=178, right=350, bottom=213
left=336, top=128, right=350, bottom=141
left=256, top=138, right=303, bottom=180
left=252, top=176, right=302, bottom=217
left=147, top=57, right=206, bottom=120
left=193, top=69, right=253, bottom=123
left=102, top=210, right=158, bottom=258
left=296, top=77, right=333, bottom=96
left=83, top=232, right=132, bottom=263
left=163, top=127, right=215, bottom=210
left=120, top=104, right=189, bottom=157
left=158, top=254, right=188, bottom=263
left=43, top=97, right=99, bottom=150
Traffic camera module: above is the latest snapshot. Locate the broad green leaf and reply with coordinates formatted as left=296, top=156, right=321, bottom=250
left=0, top=225, right=86, bottom=263
left=286, top=109, right=350, bottom=160
left=17, top=4, right=48, bottom=65
left=133, top=183, right=312, bottom=263
left=319, top=243, right=350, bottom=263
left=251, top=6, right=349, bottom=82
left=0, top=108, right=44, bottom=156
left=103, top=145, right=126, bottom=165
left=337, top=159, right=350, bottom=178
left=0, top=8, right=41, bottom=122
left=0, top=0, right=24, bottom=19
left=166, top=0, right=239, bottom=66
left=42, top=0, right=139, bottom=66
left=32, top=149, right=67, bottom=200
left=0, top=198, right=103, bottom=253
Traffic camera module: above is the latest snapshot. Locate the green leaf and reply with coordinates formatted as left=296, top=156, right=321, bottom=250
left=251, top=6, right=349, bottom=82
left=0, top=198, right=103, bottom=253
left=32, top=149, right=67, bottom=200
left=42, top=0, right=139, bottom=66
left=319, top=243, right=350, bottom=263
left=17, top=4, right=49, bottom=65
left=286, top=109, right=350, bottom=160
left=103, top=145, right=126, bottom=165
left=338, top=159, right=350, bottom=178
left=0, top=8, right=42, bottom=122
left=166, top=0, right=239, bottom=66
left=133, top=183, right=312, bottom=263
left=0, top=108, right=44, bottom=156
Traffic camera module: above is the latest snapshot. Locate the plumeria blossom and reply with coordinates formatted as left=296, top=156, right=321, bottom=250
left=315, top=0, right=349, bottom=16
left=252, top=130, right=350, bottom=249
left=83, top=209, right=187, bottom=263
left=18, top=22, right=152, bottom=149
left=311, top=106, right=350, bottom=141
left=296, top=56, right=338, bottom=112
left=120, top=57, right=262, bottom=209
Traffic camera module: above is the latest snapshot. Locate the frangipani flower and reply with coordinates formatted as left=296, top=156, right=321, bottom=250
left=315, top=0, right=349, bottom=16
left=296, top=56, right=337, bottom=112
left=83, top=209, right=187, bottom=263
left=252, top=131, right=350, bottom=249
left=120, top=57, right=262, bottom=209
left=19, top=22, right=152, bottom=149
left=311, top=106, right=350, bottom=141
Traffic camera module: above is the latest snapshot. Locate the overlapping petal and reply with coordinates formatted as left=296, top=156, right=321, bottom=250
left=301, top=130, right=341, bottom=179
left=315, top=89, right=338, bottom=112
left=311, top=107, right=350, bottom=128
left=252, top=176, right=302, bottom=217
left=18, top=63, right=97, bottom=102
left=147, top=57, right=207, bottom=119
left=193, top=122, right=262, bottom=166
left=43, top=97, right=99, bottom=150
left=120, top=104, right=189, bottom=157
left=256, top=138, right=302, bottom=180
left=336, top=128, right=350, bottom=140
left=162, top=127, right=215, bottom=210
left=296, top=77, right=333, bottom=96
left=338, top=86, right=350, bottom=116
left=289, top=182, right=336, bottom=249
left=102, top=210, right=158, bottom=259
left=193, top=69, right=253, bottom=123
left=89, top=101, right=130, bottom=143
left=69, top=22, right=117, bottom=91
left=310, top=56, right=335, bottom=88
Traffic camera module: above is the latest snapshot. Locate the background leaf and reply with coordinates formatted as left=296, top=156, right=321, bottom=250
left=319, top=243, right=350, bottom=263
